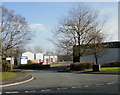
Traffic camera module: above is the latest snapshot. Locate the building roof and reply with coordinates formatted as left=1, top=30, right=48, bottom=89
left=22, top=52, right=34, bottom=54
left=74, top=41, right=120, bottom=48
left=103, top=41, right=120, bottom=48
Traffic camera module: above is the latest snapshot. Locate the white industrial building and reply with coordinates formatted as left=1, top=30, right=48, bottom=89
left=35, top=53, right=44, bottom=63
left=22, top=52, right=34, bottom=60
left=6, top=57, right=14, bottom=65
left=43, top=52, right=58, bottom=65
left=20, top=52, right=57, bottom=65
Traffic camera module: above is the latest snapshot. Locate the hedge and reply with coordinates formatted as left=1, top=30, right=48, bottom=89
left=101, top=62, right=120, bottom=67
left=0, top=60, right=13, bottom=72
left=70, top=62, right=95, bottom=71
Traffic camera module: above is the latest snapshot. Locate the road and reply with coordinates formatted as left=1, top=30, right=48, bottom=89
left=2, top=65, right=119, bottom=94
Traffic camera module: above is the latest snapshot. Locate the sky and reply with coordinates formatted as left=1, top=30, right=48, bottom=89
left=1, top=2, right=118, bottom=52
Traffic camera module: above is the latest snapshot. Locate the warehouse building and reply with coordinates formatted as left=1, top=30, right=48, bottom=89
left=20, top=52, right=57, bottom=65
left=73, top=41, right=120, bottom=65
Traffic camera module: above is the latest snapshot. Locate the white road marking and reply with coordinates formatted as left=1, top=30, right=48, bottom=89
left=96, top=84, right=104, bottom=86
left=25, top=90, right=36, bottom=93
left=57, top=88, right=61, bottom=90
left=6, top=91, right=19, bottom=93
left=107, top=82, right=112, bottom=84
left=84, top=85, right=89, bottom=87
left=41, top=90, right=46, bottom=91
left=25, top=91, right=29, bottom=93
left=72, top=87, right=76, bottom=88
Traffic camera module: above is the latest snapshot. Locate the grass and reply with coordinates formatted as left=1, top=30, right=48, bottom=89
left=0, top=72, right=17, bottom=80
left=12, top=69, right=24, bottom=71
left=67, top=67, right=120, bottom=73
left=100, top=67, right=120, bottom=72
left=50, top=63, right=61, bottom=66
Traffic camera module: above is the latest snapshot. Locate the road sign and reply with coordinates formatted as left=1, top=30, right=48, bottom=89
left=20, top=56, right=28, bottom=64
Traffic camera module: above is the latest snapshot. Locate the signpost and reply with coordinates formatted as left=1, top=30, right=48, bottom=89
left=20, top=56, right=28, bottom=64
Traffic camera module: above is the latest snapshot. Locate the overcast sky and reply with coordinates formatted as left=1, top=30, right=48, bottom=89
left=2, top=2, right=118, bottom=52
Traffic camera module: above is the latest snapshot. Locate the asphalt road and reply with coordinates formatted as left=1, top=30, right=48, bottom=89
left=2, top=66, right=119, bottom=94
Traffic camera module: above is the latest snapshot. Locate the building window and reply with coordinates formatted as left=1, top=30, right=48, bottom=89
left=39, top=59, right=41, bottom=62
left=46, top=59, right=49, bottom=64
left=51, top=58, right=53, bottom=62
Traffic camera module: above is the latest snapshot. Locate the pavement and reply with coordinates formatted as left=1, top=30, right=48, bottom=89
left=0, top=71, right=34, bottom=87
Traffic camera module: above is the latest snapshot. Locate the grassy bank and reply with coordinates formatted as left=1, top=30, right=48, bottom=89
left=71, top=67, right=120, bottom=73
left=0, top=72, right=16, bottom=80
left=50, top=63, right=61, bottom=66
left=60, top=67, right=120, bottom=73
left=101, top=67, right=120, bottom=72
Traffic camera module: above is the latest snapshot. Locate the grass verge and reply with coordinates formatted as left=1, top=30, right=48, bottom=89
left=50, top=63, right=61, bottom=66
left=0, top=72, right=17, bottom=80
left=59, top=67, right=120, bottom=73
left=101, top=67, right=120, bottom=72
left=71, top=67, right=120, bottom=73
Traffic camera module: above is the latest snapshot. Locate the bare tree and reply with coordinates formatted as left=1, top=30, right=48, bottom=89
left=33, top=46, right=44, bottom=53
left=0, top=6, right=32, bottom=57
left=25, top=45, right=44, bottom=53
left=87, top=30, right=108, bottom=65
left=52, top=4, right=107, bottom=62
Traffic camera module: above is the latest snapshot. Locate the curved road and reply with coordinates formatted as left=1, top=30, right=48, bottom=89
left=2, top=66, right=119, bottom=93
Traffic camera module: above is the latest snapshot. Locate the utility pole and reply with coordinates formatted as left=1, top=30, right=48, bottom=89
left=0, top=31, right=2, bottom=63
left=0, top=7, right=2, bottom=63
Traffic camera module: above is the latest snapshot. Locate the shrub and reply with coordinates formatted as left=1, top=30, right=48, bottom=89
left=1, top=60, right=12, bottom=72
left=101, top=61, right=120, bottom=67
left=70, top=62, right=95, bottom=71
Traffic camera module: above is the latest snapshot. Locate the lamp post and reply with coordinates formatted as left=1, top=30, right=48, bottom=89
left=0, top=33, right=1, bottom=62
left=0, top=29, right=1, bottom=63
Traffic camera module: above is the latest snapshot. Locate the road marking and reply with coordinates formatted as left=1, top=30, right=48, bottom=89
left=57, top=88, right=61, bottom=90
left=25, top=91, right=29, bottom=93
left=72, top=87, right=76, bottom=88
left=96, top=84, right=104, bottom=86
left=41, top=90, right=46, bottom=92
left=107, top=82, right=112, bottom=84
left=6, top=91, right=19, bottom=93
left=84, top=85, right=89, bottom=87
left=25, top=90, right=36, bottom=93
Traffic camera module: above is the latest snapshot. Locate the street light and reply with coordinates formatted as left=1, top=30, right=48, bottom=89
left=0, top=28, right=2, bottom=63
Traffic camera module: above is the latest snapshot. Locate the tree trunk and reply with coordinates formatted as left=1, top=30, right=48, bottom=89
left=94, top=53, right=98, bottom=65
left=73, top=55, right=80, bottom=62
left=73, top=45, right=80, bottom=62
left=93, top=53, right=101, bottom=72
